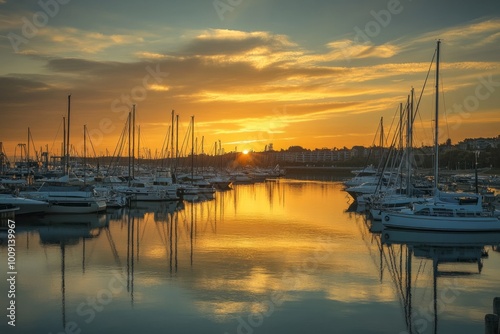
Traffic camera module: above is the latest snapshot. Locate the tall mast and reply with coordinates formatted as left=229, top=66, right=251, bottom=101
left=191, top=115, right=195, bottom=183
left=66, top=94, right=71, bottom=176
left=83, top=125, right=87, bottom=186
left=434, top=40, right=441, bottom=189
left=63, top=116, right=66, bottom=172
left=171, top=110, right=175, bottom=160
left=132, top=104, right=136, bottom=179
left=0, top=142, right=3, bottom=174
left=128, top=111, right=132, bottom=187
left=176, top=115, right=179, bottom=163
left=379, top=117, right=384, bottom=148
left=138, top=125, right=141, bottom=167
left=27, top=127, right=30, bottom=169
left=379, top=117, right=384, bottom=166
left=407, top=88, right=414, bottom=195
left=399, top=103, right=403, bottom=150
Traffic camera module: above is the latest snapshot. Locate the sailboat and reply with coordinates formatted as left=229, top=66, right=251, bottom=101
left=381, top=41, right=500, bottom=232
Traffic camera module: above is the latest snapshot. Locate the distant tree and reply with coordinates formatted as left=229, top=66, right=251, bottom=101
left=287, top=145, right=306, bottom=152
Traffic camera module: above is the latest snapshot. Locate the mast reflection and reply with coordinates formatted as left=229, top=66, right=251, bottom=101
left=37, top=214, right=107, bottom=329
left=381, top=229, right=500, bottom=334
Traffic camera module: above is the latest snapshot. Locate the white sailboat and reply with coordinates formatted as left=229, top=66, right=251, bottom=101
left=381, top=41, right=500, bottom=232
left=370, top=91, right=428, bottom=220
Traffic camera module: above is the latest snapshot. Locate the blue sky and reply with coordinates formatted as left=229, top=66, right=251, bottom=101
left=1, top=0, right=499, bottom=157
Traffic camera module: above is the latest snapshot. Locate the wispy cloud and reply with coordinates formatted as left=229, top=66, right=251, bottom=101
left=1, top=17, right=499, bottom=154
left=36, top=27, right=145, bottom=54
left=411, top=18, right=500, bottom=49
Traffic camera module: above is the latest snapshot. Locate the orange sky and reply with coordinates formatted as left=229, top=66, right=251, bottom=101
left=1, top=1, right=499, bottom=159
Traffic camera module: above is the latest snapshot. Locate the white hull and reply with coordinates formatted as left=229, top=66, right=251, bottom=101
left=0, top=195, right=49, bottom=215
left=371, top=205, right=410, bottom=220
left=115, top=185, right=177, bottom=201
left=382, top=228, right=500, bottom=246
left=370, top=196, right=425, bottom=220
left=45, top=198, right=107, bottom=214
left=381, top=211, right=500, bottom=232
left=20, top=188, right=107, bottom=214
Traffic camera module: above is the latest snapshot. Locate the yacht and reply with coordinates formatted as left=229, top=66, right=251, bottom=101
left=0, top=194, right=49, bottom=215
left=381, top=190, right=500, bottom=231
left=20, top=183, right=106, bottom=214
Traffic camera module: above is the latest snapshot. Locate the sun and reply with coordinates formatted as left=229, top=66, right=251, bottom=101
left=242, top=149, right=249, bottom=154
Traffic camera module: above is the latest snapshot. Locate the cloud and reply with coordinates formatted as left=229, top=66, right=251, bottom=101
left=37, top=27, right=145, bottom=54
left=182, top=29, right=297, bottom=56
left=1, top=19, right=499, bottom=155
left=412, top=18, right=500, bottom=49
left=319, top=40, right=400, bottom=62
left=174, top=29, right=305, bottom=69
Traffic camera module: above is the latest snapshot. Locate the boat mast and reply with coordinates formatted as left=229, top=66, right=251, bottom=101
left=128, top=111, right=132, bottom=187
left=27, top=127, right=30, bottom=171
left=191, top=115, right=195, bottom=183
left=407, top=88, right=414, bottom=195
left=66, top=94, right=71, bottom=176
left=434, top=40, right=441, bottom=190
left=137, top=125, right=141, bottom=170
left=176, top=114, right=179, bottom=168
left=171, top=110, right=175, bottom=161
left=132, top=104, right=136, bottom=179
left=83, top=125, right=87, bottom=186
left=63, top=116, right=66, bottom=172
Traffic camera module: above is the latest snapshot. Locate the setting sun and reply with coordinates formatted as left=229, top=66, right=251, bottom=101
left=242, top=150, right=249, bottom=155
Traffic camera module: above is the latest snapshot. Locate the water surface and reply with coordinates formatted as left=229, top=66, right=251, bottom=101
left=1, top=179, right=499, bottom=334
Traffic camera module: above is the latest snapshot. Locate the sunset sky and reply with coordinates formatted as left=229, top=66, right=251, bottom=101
left=1, top=0, right=499, bottom=159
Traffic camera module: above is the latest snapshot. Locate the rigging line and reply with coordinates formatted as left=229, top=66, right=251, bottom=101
left=85, top=126, right=98, bottom=159
left=28, top=130, right=40, bottom=161
left=414, top=47, right=437, bottom=145
left=49, top=118, right=64, bottom=156
left=440, top=74, right=451, bottom=141
left=159, top=125, right=171, bottom=161
left=180, top=119, right=192, bottom=160
left=107, top=116, right=130, bottom=175
left=385, top=103, right=401, bottom=148
left=376, top=106, right=405, bottom=190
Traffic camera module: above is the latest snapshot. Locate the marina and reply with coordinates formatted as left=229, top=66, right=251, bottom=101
left=1, top=178, right=500, bottom=333
left=1, top=2, right=499, bottom=332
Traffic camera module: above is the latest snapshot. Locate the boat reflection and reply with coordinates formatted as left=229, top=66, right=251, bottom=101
left=380, top=228, right=500, bottom=334
left=37, top=214, right=107, bottom=330
left=128, top=200, right=184, bottom=222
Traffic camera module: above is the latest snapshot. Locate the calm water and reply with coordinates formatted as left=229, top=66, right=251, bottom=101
left=1, top=179, right=500, bottom=334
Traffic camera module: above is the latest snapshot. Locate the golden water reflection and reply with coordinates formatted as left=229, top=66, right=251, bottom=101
left=1, top=179, right=500, bottom=334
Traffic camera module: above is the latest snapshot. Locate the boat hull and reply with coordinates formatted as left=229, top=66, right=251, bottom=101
left=382, top=228, right=500, bottom=246
left=381, top=211, right=500, bottom=232
left=0, top=195, right=49, bottom=215
left=45, top=198, right=107, bottom=214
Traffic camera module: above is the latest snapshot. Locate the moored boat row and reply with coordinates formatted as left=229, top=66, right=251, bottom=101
left=343, top=41, right=500, bottom=233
